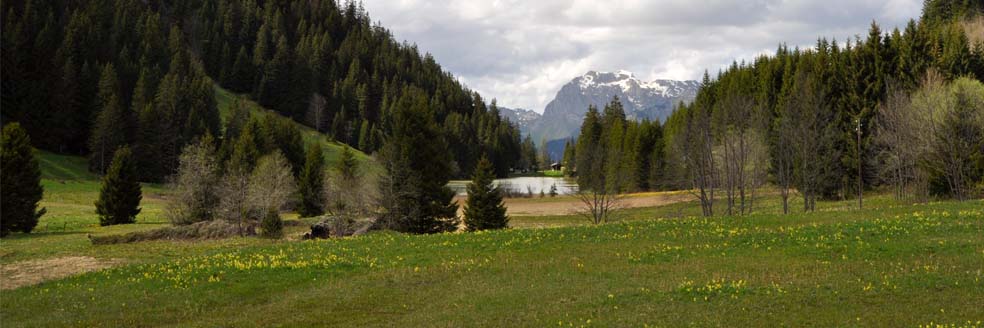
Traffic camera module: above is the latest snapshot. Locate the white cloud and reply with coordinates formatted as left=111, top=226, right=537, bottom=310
left=363, top=0, right=923, bottom=112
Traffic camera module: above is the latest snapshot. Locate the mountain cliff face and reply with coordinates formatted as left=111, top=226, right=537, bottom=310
left=529, top=70, right=699, bottom=143
left=498, top=107, right=541, bottom=136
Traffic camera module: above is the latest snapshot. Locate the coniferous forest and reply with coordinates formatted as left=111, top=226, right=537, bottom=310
left=1, top=0, right=525, bottom=182
left=3, top=0, right=984, bottom=325
left=567, top=0, right=984, bottom=218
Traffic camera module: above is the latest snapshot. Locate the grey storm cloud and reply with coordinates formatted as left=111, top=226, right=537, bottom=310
left=362, top=0, right=923, bottom=112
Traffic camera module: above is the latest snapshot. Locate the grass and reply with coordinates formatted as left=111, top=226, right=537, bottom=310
left=2, top=199, right=982, bottom=326
left=5, top=146, right=983, bottom=326
left=213, top=85, right=375, bottom=170
left=507, top=169, right=566, bottom=178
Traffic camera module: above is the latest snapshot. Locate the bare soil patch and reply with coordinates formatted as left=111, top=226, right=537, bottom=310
left=1, top=256, right=121, bottom=290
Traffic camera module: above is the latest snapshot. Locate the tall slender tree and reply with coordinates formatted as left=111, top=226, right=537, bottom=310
left=89, top=64, right=128, bottom=173
left=298, top=144, right=325, bottom=217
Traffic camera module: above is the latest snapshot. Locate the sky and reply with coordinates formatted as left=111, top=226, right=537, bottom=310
left=362, top=0, right=924, bottom=112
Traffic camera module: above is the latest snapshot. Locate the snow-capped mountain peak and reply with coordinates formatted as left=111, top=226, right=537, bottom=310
left=529, top=70, right=700, bottom=143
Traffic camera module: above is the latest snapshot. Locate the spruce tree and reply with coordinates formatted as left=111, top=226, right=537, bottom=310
left=464, top=157, right=508, bottom=231
left=298, top=144, right=325, bottom=217
left=337, top=145, right=358, bottom=181
left=95, top=146, right=142, bottom=226
left=89, top=64, right=128, bottom=174
left=378, top=89, right=459, bottom=234
left=1, top=123, right=46, bottom=236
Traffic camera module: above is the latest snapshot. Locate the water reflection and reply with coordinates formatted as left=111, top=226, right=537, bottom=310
left=448, top=177, right=579, bottom=196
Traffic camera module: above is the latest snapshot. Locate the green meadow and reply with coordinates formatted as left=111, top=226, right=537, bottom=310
left=1, top=149, right=982, bottom=327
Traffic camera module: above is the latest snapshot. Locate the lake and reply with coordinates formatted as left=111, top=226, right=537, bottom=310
left=448, top=177, right=579, bottom=196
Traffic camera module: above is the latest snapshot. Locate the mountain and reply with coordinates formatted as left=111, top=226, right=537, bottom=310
left=498, top=107, right=542, bottom=136
left=530, top=70, right=699, bottom=143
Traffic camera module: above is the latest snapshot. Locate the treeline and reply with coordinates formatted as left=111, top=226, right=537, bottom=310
left=1, top=0, right=526, bottom=180
left=566, top=0, right=984, bottom=216
left=567, top=99, right=667, bottom=194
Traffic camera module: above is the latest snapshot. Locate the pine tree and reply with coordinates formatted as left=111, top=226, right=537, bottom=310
left=1, top=123, right=46, bottom=236
left=337, top=145, right=358, bottom=181
left=228, top=120, right=262, bottom=172
left=95, top=146, right=142, bottom=226
left=298, top=144, right=325, bottom=217
left=358, top=120, right=371, bottom=151
left=464, top=157, right=508, bottom=231
left=89, top=63, right=128, bottom=173
left=378, top=88, right=459, bottom=234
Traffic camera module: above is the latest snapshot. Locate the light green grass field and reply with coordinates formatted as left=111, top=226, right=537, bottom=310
left=3, top=144, right=982, bottom=327
left=214, top=85, right=375, bottom=170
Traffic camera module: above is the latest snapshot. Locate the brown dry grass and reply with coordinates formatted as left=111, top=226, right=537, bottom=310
left=455, top=190, right=694, bottom=217
left=0, top=256, right=121, bottom=290
left=963, top=16, right=984, bottom=46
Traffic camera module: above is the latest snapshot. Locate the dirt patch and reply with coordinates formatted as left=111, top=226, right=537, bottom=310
left=1, top=256, right=121, bottom=290
left=455, top=191, right=694, bottom=217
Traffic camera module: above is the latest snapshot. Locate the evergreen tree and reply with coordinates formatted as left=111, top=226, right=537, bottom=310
left=357, top=120, right=371, bottom=152
left=0, top=123, right=46, bottom=236
left=297, top=144, right=325, bottom=217
left=464, top=157, right=508, bottom=231
left=95, top=146, right=142, bottom=226
left=89, top=64, right=129, bottom=173
left=378, top=88, right=459, bottom=234
left=336, top=145, right=358, bottom=181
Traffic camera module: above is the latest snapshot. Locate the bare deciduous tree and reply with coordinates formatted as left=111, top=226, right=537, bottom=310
left=576, top=187, right=625, bottom=224
left=248, top=151, right=297, bottom=213
left=875, top=84, right=923, bottom=201
left=675, top=103, right=716, bottom=217
left=306, top=93, right=328, bottom=132
left=166, top=138, right=220, bottom=225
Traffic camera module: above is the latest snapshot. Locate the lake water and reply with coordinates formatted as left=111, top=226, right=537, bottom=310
left=448, top=177, right=579, bottom=196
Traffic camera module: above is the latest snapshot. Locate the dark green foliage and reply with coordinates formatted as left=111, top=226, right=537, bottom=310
left=228, top=120, right=262, bottom=172
left=378, top=88, right=459, bottom=234
left=261, top=115, right=305, bottom=177
left=0, top=123, right=46, bottom=236
left=260, top=209, right=283, bottom=238
left=95, top=146, right=142, bottom=226
left=1, top=0, right=520, bottom=181
left=336, top=146, right=358, bottom=181
left=298, top=144, right=325, bottom=218
left=922, top=0, right=984, bottom=23
left=464, top=157, right=508, bottom=231
left=89, top=64, right=129, bottom=174
left=576, top=105, right=604, bottom=190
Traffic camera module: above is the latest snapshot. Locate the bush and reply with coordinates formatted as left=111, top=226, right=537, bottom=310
left=260, top=209, right=283, bottom=238
left=90, top=220, right=253, bottom=244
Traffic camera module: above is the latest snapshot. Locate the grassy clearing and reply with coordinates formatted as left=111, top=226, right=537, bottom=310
left=5, top=151, right=984, bottom=326
left=213, top=85, right=375, bottom=170
left=2, top=199, right=982, bottom=326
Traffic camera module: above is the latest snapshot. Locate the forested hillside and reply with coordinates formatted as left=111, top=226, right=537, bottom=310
left=1, top=0, right=524, bottom=180
left=567, top=0, right=984, bottom=216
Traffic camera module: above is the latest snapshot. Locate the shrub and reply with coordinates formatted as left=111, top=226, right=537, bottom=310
left=260, top=209, right=283, bottom=238
left=90, top=220, right=252, bottom=244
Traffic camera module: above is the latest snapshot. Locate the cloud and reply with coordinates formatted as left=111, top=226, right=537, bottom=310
left=363, top=0, right=923, bottom=112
